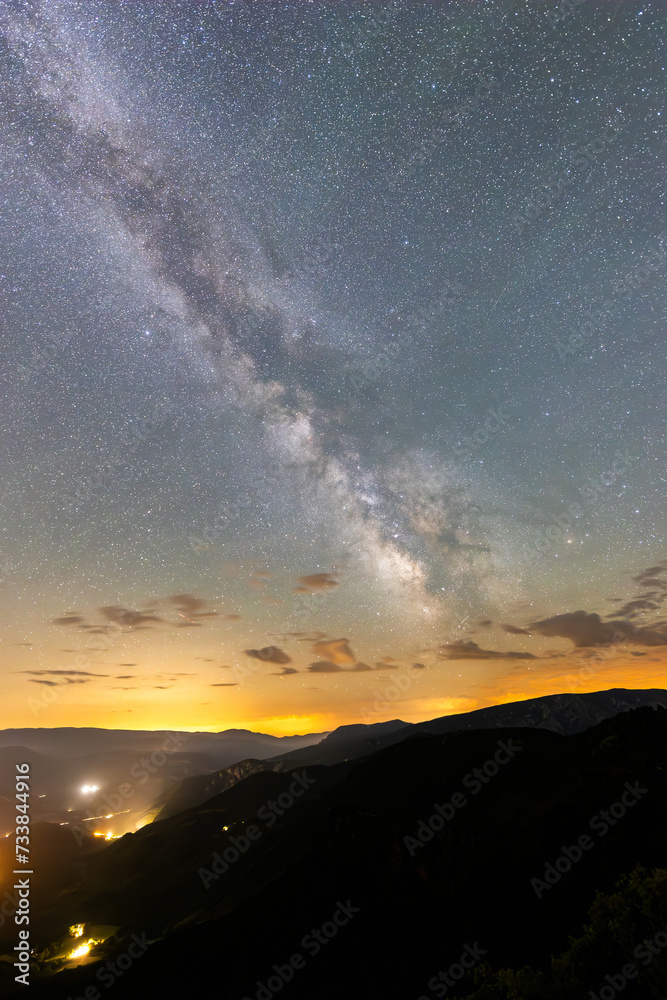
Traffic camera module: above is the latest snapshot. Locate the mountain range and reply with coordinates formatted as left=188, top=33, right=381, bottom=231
left=1, top=688, right=666, bottom=998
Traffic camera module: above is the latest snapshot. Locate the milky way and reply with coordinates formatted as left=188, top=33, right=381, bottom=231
left=0, top=1, right=664, bottom=730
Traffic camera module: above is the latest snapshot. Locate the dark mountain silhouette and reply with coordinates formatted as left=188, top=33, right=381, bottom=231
left=267, top=687, right=667, bottom=769
left=154, top=757, right=282, bottom=821
left=0, top=726, right=328, bottom=759
left=1, top=698, right=666, bottom=999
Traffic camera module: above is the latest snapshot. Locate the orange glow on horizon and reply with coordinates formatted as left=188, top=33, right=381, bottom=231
left=1, top=640, right=665, bottom=734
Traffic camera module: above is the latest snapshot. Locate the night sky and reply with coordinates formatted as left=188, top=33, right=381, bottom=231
left=0, top=0, right=665, bottom=734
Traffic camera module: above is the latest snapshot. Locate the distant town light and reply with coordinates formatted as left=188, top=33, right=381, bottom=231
left=69, top=943, right=91, bottom=960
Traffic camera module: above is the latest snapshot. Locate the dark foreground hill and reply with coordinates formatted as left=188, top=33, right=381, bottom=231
left=2, top=703, right=666, bottom=999
left=144, top=688, right=667, bottom=821
left=267, top=686, right=667, bottom=769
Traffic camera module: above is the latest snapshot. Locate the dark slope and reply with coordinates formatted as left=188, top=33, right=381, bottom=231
left=5, top=705, right=666, bottom=1000
left=154, top=757, right=283, bottom=822
left=266, top=687, right=667, bottom=769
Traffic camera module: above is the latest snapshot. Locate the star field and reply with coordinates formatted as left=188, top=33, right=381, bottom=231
left=0, top=0, right=664, bottom=733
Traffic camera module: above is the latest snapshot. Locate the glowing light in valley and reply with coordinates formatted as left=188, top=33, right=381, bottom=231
left=67, top=926, right=105, bottom=961
left=69, top=943, right=91, bottom=960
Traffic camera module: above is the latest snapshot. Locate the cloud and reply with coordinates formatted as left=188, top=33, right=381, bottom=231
left=307, top=661, right=343, bottom=673
left=633, top=562, right=667, bottom=587
left=21, top=669, right=107, bottom=677
left=27, top=674, right=94, bottom=686
left=222, top=614, right=242, bottom=620
left=52, top=616, right=85, bottom=625
left=615, top=599, right=660, bottom=616
left=99, top=606, right=162, bottom=627
left=210, top=682, right=238, bottom=687
left=502, top=623, right=531, bottom=636
left=375, top=661, right=398, bottom=669
left=167, top=593, right=207, bottom=613
left=155, top=595, right=220, bottom=622
left=245, top=646, right=292, bottom=664
left=529, top=610, right=666, bottom=648
left=311, top=638, right=355, bottom=664
left=437, top=640, right=536, bottom=660
left=271, top=667, right=299, bottom=675
left=115, top=675, right=136, bottom=679
left=306, top=660, right=371, bottom=673
left=295, top=573, right=338, bottom=592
